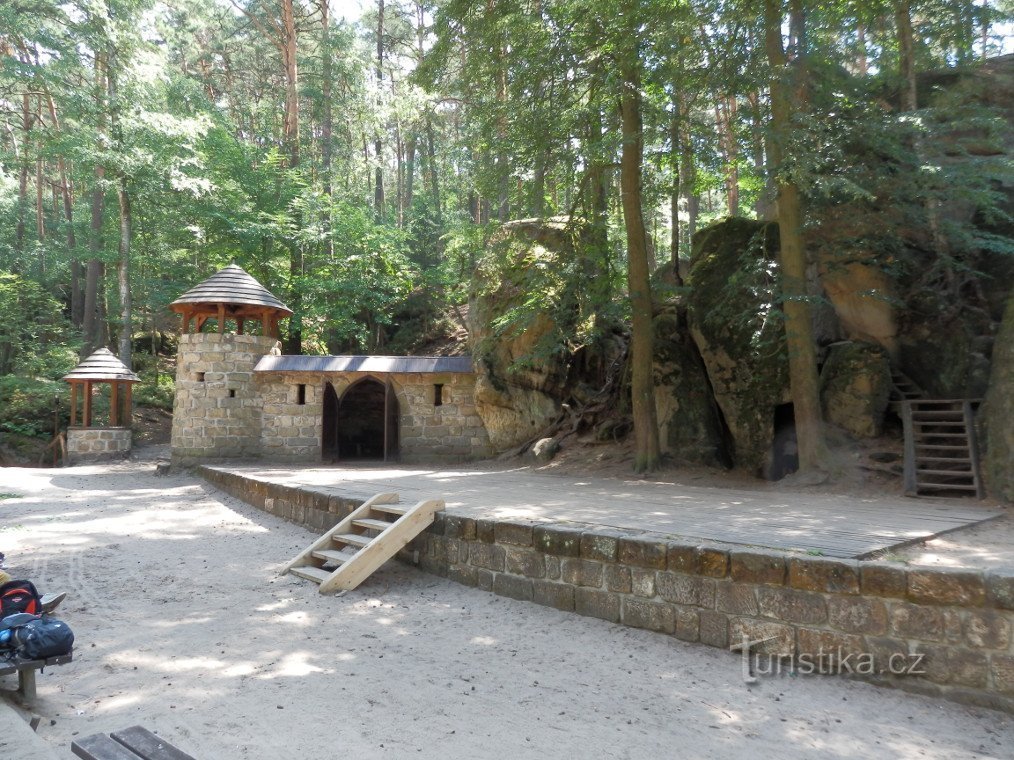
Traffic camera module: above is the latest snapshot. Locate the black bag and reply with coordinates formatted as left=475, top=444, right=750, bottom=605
left=0, top=615, right=74, bottom=659
left=0, top=580, right=41, bottom=617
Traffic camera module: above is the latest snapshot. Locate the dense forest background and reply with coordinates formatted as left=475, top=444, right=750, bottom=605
left=1, top=0, right=1012, bottom=478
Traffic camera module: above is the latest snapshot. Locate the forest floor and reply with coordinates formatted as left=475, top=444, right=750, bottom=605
left=1, top=457, right=1012, bottom=759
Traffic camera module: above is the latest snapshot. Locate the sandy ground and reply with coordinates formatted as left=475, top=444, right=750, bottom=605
left=0, top=460, right=1012, bottom=759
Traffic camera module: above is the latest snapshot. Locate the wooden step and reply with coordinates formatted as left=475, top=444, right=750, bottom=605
left=332, top=532, right=371, bottom=548
left=916, top=456, right=972, bottom=463
left=290, top=565, right=332, bottom=583
left=916, top=483, right=979, bottom=492
left=912, top=421, right=967, bottom=427
left=282, top=492, right=445, bottom=595
left=915, top=444, right=970, bottom=450
left=312, top=548, right=358, bottom=565
left=916, top=468, right=974, bottom=476
left=352, top=517, right=396, bottom=532
left=371, top=503, right=409, bottom=517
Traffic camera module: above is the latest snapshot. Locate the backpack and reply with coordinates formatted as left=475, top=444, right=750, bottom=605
left=0, top=580, right=40, bottom=617
left=0, top=614, right=74, bottom=659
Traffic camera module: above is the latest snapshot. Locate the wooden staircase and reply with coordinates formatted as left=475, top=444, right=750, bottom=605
left=902, top=399, right=984, bottom=499
left=281, top=492, right=444, bottom=594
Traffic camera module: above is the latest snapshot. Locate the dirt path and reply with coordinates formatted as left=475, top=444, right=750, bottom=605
left=0, top=462, right=1010, bottom=759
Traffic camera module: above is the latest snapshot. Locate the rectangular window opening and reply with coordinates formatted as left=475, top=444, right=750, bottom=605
left=196, top=372, right=205, bottom=382
left=297, top=384, right=306, bottom=405
left=433, top=383, right=444, bottom=407
left=229, top=389, right=236, bottom=398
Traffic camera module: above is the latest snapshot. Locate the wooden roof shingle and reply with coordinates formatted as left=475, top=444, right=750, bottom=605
left=170, top=264, right=292, bottom=315
left=62, top=348, right=140, bottom=383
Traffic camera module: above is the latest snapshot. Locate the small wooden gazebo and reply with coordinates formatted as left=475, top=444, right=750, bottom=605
left=63, top=348, right=140, bottom=428
left=170, top=263, right=292, bottom=336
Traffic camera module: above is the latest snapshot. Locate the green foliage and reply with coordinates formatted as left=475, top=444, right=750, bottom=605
left=0, top=376, right=68, bottom=438
left=300, top=202, right=416, bottom=353
left=133, top=372, right=175, bottom=411
left=0, top=273, right=79, bottom=378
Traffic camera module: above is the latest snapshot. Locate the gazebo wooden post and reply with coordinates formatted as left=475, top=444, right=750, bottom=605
left=124, top=382, right=132, bottom=425
left=70, top=383, right=78, bottom=427
left=237, top=318, right=245, bottom=335
left=110, top=381, right=120, bottom=427
left=262, top=309, right=271, bottom=337
left=83, top=381, right=92, bottom=428
left=218, top=303, right=226, bottom=334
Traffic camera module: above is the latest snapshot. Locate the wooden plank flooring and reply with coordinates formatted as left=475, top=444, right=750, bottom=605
left=209, top=465, right=1005, bottom=559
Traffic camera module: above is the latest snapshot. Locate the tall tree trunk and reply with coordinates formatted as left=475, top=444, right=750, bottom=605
left=715, top=96, right=739, bottom=216
left=425, top=113, right=441, bottom=223
left=15, top=92, right=30, bottom=262
left=765, top=0, right=827, bottom=473
left=857, top=23, right=869, bottom=75
left=83, top=52, right=107, bottom=354
left=320, top=0, right=334, bottom=263
left=618, top=20, right=660, bottom=473
left=46, top=93, right=82, bottom=325
left=106, top=10, right=132, bottom=372
left=405, top=133, right=416, bottom=214
left=282, top=0, right=303, bottom=354
left=677, top=95, right=699, bottom=259
left=374, top=0, right=385, bottom=220
left=895, top=0, right=917, bottom=110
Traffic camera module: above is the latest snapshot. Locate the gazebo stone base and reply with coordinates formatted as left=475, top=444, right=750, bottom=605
left=67, top=427, right=132, bottom=464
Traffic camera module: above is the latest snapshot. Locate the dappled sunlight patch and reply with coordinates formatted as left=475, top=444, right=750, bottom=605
left=275, top=611, right=315, bottom=627
left=93, top=693, right=143, bottom=713
left=147, top=616, right=215, bottom=630
left=257, top=651, right=325, bottom=679
left=256, top=600, right=293, bottom=613
left=470, top=636, right=497, bottom=646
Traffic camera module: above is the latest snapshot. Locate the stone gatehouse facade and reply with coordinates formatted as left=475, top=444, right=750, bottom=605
left=169, top=277, right=493, bottom=468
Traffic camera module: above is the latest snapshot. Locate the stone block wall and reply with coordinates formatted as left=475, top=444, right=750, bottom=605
left=198, top=466, right=1014, bottom=713
left=257, top=372, right=323, bottom=462
left=253, top=371, right=493, bottom=463
left=396, top=372, right=492, bottom=463
left=171, top=333, right=279, bottom=467
left=67, top=427, right=131, bottom=464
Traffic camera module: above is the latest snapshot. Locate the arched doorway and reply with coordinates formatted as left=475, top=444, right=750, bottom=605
left=323, top=377, right=399, bottom=461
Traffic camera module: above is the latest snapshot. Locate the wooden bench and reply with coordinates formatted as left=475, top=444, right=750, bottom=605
left=0, top=652, right=73, bottom=701
left=72, top=725, right=196, bottom=760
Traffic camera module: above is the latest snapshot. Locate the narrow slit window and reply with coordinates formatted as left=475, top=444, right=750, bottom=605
left=196, top=372, right=205, bottom=382
left=297, top=384, right=306, bottom=405
left=229, top=389, right=236, bottom=398
left=433, top=383, right=444, bottom=407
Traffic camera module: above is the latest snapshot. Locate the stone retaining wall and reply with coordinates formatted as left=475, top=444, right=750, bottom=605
left=67, top=427, right=131, bottom=463
left=198, top=466, right=1014, bottom=713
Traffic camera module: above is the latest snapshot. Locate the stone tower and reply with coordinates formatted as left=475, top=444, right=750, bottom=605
left=169, top=264, right=291, bottom=468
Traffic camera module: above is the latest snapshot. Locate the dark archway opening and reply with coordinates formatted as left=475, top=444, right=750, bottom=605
left=765, top=402, right=799, bottom=480
left=328, top=377, right=400, bottom=461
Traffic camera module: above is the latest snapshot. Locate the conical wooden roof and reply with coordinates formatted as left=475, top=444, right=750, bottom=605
left=63, top=348, right=140, bottom=383
left=170, top=264, right=292, bottom=316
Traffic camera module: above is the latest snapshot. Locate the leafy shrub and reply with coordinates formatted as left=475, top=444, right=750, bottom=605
left=0, top=376, right=69, bottom=438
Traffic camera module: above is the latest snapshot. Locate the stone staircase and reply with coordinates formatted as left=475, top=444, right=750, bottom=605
left=281, top=492, right=444, bottom=594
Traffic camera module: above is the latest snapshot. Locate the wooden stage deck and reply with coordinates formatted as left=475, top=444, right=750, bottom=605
left=207, top=464, right=1005, bottom=559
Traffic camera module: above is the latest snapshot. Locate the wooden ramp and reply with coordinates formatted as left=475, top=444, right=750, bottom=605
left=281, top=492, right=444, bottom=594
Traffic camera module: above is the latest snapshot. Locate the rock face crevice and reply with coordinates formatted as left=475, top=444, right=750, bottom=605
left=983, top=292, right=1014, bottom=501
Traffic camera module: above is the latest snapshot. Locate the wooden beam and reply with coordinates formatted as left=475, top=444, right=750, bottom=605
left=110, top=381, right=119, bottom=427
left=69, top=383, right=78, bottom=427
left=124, top=383, right=132, bottom=427
left=218, top=303, right=226, bottom=334
left=237, top=318, right=245, bottom=335
left=83, top=381, right=92, bottom=428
